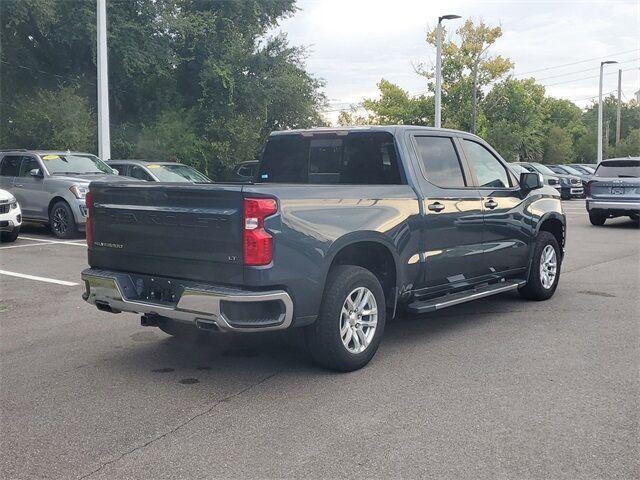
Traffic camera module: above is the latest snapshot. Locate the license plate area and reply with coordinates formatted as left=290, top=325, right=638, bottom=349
left=128, top=274, right=182, bottom=304
left=611, top=187, right=624, bottom=195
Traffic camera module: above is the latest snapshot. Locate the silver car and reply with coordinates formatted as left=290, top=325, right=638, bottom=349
left=0, top=150, right=131, bottom=238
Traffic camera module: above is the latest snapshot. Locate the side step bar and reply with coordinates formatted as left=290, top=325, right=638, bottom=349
left=407, top=280, right=525, bottom=314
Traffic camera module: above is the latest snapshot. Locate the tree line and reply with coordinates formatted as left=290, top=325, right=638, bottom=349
left=338, top=19, right=639, bottom=164
left=0, top=0, right=326, bottom=179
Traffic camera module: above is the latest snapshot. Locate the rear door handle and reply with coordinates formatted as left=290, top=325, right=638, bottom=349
left=428, top=202, right=445, bottom=212
left=484, top=199, right=498, bottom=209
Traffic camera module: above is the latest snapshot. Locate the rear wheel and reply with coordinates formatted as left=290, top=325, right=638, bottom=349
left=519, top=231, right=561, bottom=301
left=49, top=201, right=78, bottom=238
left=305, top=265, right=386, bottom=372
left=0, top=228, right=19, bottom=242
left=589, top=209, right=607, bottom=226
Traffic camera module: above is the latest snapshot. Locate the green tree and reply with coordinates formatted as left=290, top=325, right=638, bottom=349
left=2, top=85, right=95, bottom=151
left=420, top=19, right=513, bottom=132
left=542, top=126, right=574, bottom=164
left=483, top=78, right=546, bottom=161
left=0, top=0, right=326, bottom=178
left=354, top=79, right=433, bottom=125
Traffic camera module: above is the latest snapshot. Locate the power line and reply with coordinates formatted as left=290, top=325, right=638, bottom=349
left=534, top=57, right=639, bottom=82
left=511, top=48, right=639, bottom=77
left=541, top=67, right=637, bottom=87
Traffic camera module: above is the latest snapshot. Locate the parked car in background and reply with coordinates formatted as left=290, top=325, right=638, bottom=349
left=568, top=164, right=596, bottom=175
left=515, top=162, right=582, bottom=199
left=107, top=160, right=211, bottom=183
left=548, top=164, right=592, bottom=192
left=586, top=158, right=640, bottom=226
left=231, top=160, right=259, bottom=182
left=513, top=162, right=561, bottom=194
left=82, top=126, right=566, bottom=372
left=0, top=150, right=131, bottom=238
left=0, top=188, right=21, bottom=242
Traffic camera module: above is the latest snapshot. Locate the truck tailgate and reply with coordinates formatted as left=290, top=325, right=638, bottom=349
left=88, top=182, right=244, bottom=284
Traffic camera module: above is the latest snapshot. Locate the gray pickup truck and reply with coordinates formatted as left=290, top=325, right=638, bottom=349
left=82, top=126, right=566, bottom=371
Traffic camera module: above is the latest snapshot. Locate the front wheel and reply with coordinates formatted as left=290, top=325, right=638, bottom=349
left=0, top=228, right=19, bottom=242
left=305, top=265, right=386, bottom=372
left=519, top=231, right=561, bottom=301
left=589, top=209, right=606, bottom=226
left=49, top=201, right=78, bottom=238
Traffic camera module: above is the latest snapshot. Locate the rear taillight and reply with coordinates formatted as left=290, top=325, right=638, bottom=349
left=585, top=180, right=593, bottom=197
left=243, top=197, right=277, bottom=266
left=85, top=191, right=93, bottom=248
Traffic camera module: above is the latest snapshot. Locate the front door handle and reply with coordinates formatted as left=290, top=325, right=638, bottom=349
left=14, top=184, right=24, bottom=188
left=428, top=202, right=445, bottom=212
left=484, top=199, right=498, bottom=210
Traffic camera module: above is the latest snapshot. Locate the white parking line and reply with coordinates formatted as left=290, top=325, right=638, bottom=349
left=0, top=242, right=55, bottom=250
left=20, top=236, right=86, bottom=246
left=0, top=269, right=79, bottom=286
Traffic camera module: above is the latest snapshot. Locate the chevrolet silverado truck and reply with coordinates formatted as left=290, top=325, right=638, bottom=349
left=81, top=126, right=566, bottom=371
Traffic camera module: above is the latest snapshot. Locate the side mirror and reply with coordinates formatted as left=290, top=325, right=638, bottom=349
left=112, top=169, right=119, bottom=175
left=520, top=172, right=543, bottom=191
left=29, top=168, right=44, bottom=178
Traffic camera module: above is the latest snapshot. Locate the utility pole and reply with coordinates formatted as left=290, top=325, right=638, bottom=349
left=598, top=60, right=617, bottom=163
left=97, top=0, right=111, bottom=160
left=616, top=69, right=622, bottom=145
left=434, top=14, right=461, bottom=128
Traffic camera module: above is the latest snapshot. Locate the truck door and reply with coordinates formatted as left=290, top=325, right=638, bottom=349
left=459, top=138, right=529, bottom=275
left=409, top=134, right=485, bottom=290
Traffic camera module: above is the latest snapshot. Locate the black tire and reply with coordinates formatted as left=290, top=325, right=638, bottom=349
left=305, top=265, right=386, bottom=372
left=629, top=215, right=640, bottom=227
left=518, top=231, right=561, bottom=301
left=589, top=209, right=606, bottom=226
left=49, top=201, right=78, bottom=238
left=0, top=228, right=19, bottom=243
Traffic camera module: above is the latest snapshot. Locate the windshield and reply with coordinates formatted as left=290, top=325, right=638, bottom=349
left=529, top=163, right=557, bottom=176
left=595, top=160, right=640, bottom=178
left=580, top=165, right=596, bottom=174
left=558, top=165, right=583, bottom=176
left=42, top=154, right=114, bottom=175
left=147, top=164, right=210, bottom=182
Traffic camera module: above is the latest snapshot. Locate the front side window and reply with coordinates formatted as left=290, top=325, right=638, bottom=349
left=257, top=132, right=403, bottom=185
left=0, top=156, right=22, bottom=176
left=464, top=140, right=510, bottom=188
left=414, top=136, right=466, bottom=188
left=41, top=154, right=114, bottom=175
left=18, top=157, right=41, bottom=177
left=129, top=165, right=153, bottom=181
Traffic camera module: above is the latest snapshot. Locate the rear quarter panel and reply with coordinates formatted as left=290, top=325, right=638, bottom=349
left=242, top=184, right=422, bottom=321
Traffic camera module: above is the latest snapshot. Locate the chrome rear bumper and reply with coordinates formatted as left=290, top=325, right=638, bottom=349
left=81, top=269, right=294, bottom=332
left=586, top=199, right=640, bottom=211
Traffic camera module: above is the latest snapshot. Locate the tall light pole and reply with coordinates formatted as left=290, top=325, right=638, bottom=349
left=435, top=14, right=461, bottom=128
left=97, top=0, right=111, bottom=160
left=597, top=60, right=617, bottom=163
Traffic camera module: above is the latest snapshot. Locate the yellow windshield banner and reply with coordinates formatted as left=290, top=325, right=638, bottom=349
left=42, top=155, right=60, bottom=160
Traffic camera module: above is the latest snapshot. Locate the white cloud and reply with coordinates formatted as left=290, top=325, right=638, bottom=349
left=274, top=0, right=640, bottom=123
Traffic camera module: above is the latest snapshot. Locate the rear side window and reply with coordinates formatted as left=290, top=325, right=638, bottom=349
left=414, top=136, right=466, bottom=188
left=257, top=132, right=403, bottom=185
left=0, top=156, right=21, bottom=176
left=463, top=140, right=511, bottom=188
left=595, top=160, right=640, bottom=178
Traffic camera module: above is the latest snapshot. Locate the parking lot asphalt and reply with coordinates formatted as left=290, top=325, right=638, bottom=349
left=0, top=201, right=638, bottom=480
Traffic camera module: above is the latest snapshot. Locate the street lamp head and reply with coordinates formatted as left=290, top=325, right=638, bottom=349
left=439, top=14, right=462, bottom=22
left=601, top=60, right=618, bottom=66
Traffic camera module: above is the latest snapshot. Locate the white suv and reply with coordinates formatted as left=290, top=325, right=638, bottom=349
left=0, top=188, right=21, bottom=242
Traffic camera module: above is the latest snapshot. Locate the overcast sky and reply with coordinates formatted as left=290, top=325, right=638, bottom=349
left=274, top=0, right=640, bottom=123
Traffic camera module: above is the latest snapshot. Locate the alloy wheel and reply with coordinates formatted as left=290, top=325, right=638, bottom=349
left=539, top=244, right=557, bottom=289
left=340, top=286, right=378, bottom=354
left=52, top=207, right=68, bottom=236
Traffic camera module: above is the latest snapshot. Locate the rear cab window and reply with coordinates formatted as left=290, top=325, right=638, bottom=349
left=595, top=160, right=640, bottom=178
left=257, top=131, right=404, bottom=185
